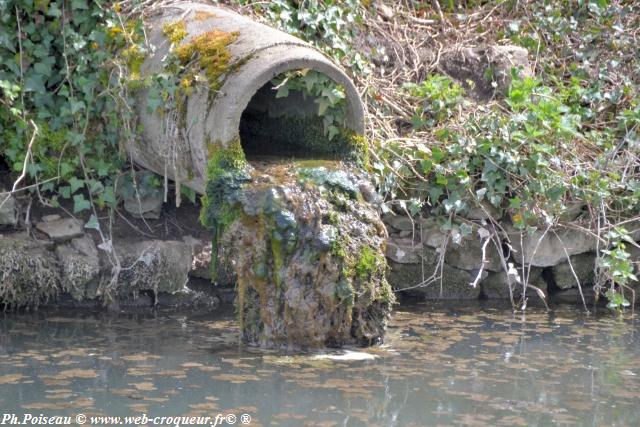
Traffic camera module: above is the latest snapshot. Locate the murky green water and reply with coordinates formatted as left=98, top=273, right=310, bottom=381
left=1, top=303, right=639, bottom=426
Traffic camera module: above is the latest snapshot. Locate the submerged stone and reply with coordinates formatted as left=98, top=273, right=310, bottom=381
left=216, top=159, right=393, bottom=349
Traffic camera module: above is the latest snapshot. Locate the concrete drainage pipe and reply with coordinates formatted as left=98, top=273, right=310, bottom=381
left=130, top=2, right=365, bottom=195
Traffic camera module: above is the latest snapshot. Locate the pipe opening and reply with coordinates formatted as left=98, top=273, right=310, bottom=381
left=238, top=71, right=354, bottom=162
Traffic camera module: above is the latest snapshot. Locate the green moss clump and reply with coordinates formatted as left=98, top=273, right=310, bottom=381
left=330, top=236, right=347, bottom=259
left=174, top=30, right=239, bottom=91
left=200, top=138, right=250, bottom=281
left=122, top=45, right=146, bottom=78
left=162, top=20, right=188, bottom=45
left=348, top=133, right=371, bottom=169
left=354, top=246, right=384, bottom=280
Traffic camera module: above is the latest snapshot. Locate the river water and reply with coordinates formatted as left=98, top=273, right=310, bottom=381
left=1, top=303, right=638, bottom=426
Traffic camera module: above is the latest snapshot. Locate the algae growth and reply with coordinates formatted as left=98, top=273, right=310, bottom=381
left=200, top=138, right=251, bottom=281
left=202, top=156, right=394, bottom=349
left=174, top=29, right=239, bottom=91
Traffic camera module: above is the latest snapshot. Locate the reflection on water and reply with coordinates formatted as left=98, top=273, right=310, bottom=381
left=0, top=303, right=638, bottom=426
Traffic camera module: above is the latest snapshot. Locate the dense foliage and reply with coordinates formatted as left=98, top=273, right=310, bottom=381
left=235, top=0, right=367, bottom=72
left=0, top=1, right=145, bottom=213
left=240, top=0, right=640, bottom=309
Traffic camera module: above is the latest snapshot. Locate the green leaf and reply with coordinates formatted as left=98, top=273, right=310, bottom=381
left=59, top=186, right=71, bottom=199
left=101, top=186, right=116, bottom=206
left=73, top=194, right=91, bottom=213
left=69, top=177, right=85, bottom=193
left=275, top=84, right=289, bottom=98
left=85, top=214, right=99, bottom=230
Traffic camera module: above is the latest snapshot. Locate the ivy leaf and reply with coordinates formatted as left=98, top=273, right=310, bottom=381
left=85, top=214, right=99, bottom=230
left=70, top=100, right=86, bottom=114
left=73, top=194, right=91, bottom=213
left=60, top=162, right=75, bottom=178
left=69, top=176, right=85, bottom=193
left=316, top=97, right=331, bottom=115
left=101, top=186, right=116, bottom=206
left=95, top=159, right=111, bottom=177
left=59, top=186, right=71, bottom=199
left=275, top=84, right=290, bottom=98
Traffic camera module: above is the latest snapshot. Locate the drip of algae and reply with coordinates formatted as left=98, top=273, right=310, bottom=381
left=200, top=137, right=250, bottom=282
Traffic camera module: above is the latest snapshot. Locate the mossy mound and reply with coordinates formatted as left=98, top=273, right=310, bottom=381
left=0, top=234, right=60, bottom=308
left=217, top=159, right=394, bottom=349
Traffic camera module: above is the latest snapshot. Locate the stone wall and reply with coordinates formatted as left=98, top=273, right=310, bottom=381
left=0, top=196, right=219, bottom=309
left=2, top=184, right=637, bottom=309
left=382, top=213, right=637, bottom=305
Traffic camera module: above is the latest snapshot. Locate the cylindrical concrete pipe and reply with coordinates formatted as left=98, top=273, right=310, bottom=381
left=130, top=2, right=365, bottom=195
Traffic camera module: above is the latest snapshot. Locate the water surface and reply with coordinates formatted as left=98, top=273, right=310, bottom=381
left=1, top=303, right=638, bottom=426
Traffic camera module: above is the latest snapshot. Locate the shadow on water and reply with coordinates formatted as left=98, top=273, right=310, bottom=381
left=0, top=302, right=639, bottom=426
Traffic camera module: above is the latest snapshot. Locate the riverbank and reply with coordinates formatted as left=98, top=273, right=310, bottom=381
left=1, top=182, right=631, bottom=312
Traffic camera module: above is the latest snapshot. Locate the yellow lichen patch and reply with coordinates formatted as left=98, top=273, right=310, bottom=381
left=162, top=20, right=188, bottom=45
left=194, top=11, right=217, bottom=21
left=121, top=44, right=146, bottom=77
left=174, top=30, right=239, bottom=91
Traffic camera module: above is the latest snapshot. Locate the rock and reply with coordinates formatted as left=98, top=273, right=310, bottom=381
left=114, top=240, right=191, bottom=295
left=386, top=236, right=422, bottom=264
left=0, top=233, right=60, bottom=307
left=440, top=45, right=532, bottom=99
left=419, top=217, right=447, bottom=248
left=463, top=201, right=502, bottom=221
left=155, top=289, right=219, bottom=309
left=0, top=193, right=18, bottom=227
left=382, top=214, right=416, bottom=232
left=412, top=219, right=502, bottom=272
left=389, top=260, right=484, bottom=300
left=551, top=287, right=596, bottom=305
left=445, top=233, right=502, bottom=272
left=182, top=235, right=213, bottom=280
left=55, top=236, right=100, bottom=301
left=314, top=225, right=338, bottom=251
left=35, top=217, right=83, bottom=243
left=123, top=194, right=163, bottom=219
left=482, top=267, right=547, bottom=300
left=551, top=252, right=596, bottom=290
left=387, top=247, right=483, bottom=299
left=375, top=3, right=394, bottom=20
left=41, top=214, right=61, bottom=222
left=218, top=162, right=393, bottom=349
left=507, top=226, right=597, bottom=267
